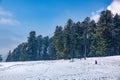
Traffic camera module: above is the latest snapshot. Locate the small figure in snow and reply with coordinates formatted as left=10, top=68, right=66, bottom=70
left=95, top=60, right=97, bottom=64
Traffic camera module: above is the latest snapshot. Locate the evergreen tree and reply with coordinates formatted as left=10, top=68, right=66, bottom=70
left=71, top=22, right=82, bottom=58
left=81, top=17, right=91, bottom=59
left=89, top=25, right=107, bottom=57
left=36, top=35, right=43, bottom=60
left=49, top=37, right=57, bottom=60
left=5, top=10, right=120, bottom=62
left=0, top=55, right=2, bottom=62
left=20, top=43, right=28, bottom=61
left=7, top=43, right=27, bottom=61
left=27, top=31, right=37, bottom=60
left=6, top=50, right=12, bottom=62
left=98, top=10, right=113, bottom=55
left=54, top=26, right=64, bottom=59
left=113, top=14, right=120, bottom=55
left=63, top=19, right=73, bottom=59
left=42, top=36, right=49, bottom=60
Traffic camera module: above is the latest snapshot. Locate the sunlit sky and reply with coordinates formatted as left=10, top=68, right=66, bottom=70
left=0, top=0, right=119, bottom=58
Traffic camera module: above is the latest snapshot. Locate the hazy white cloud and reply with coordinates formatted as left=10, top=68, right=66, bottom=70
left=0, top=7, right=21, bottom=60
left=91, top=0, right=120, bottom=22
left=107, top=0, right=120, bottom=15
left=91, top=8, right=104, bottom=22
left=0, top=7, right=13, bottom=17
left=0, top=17, right=20, bottom=25
left=91, top=13, right=100, bottom=22
left=0, top=7, right=20, bottom=25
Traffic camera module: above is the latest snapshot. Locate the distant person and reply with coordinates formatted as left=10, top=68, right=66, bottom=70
left=95, top=60, right=97, bottom=64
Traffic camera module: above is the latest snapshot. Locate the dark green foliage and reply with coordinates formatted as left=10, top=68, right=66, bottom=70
left=36, top=35, right=43, bottom=60
left=6, top=43, right=28, bottom=61
left=71, top=23, right=81, bottom=58
left=89, top=26, right=107, bottom=57
left=27, top=31, right=37, bottom=60
left=49, top=37, right=57, bottom=60
left=63, top=19, right=73, bottom=59
left=113, top=14, right=120, bottom=55
left=81, top=17, right=91, bottom=58
left=6, top=50, right=12, bottom=61
left=42, top=36, right=49, bottom=60
left=6, top=10, right=120, bottom=62
left=98, top=10, right=113, bottom=55
left=0, top=55, right=2, bottom=62
left=54, top=26, right=64, bottom=59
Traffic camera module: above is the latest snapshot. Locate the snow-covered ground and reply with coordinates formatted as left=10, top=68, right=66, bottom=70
left=0, top=56, right=120, bottom=80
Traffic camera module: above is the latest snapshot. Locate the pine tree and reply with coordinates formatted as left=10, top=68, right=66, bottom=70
left=36, top=35, right=43, bottom=60
left=27, top=31, right=37, bottom=60
left=113, top=14, right=120, bottom=55
left=89, top=26, right=107, bottom=57
left=81, top=17, right=91, bottom=59
left=97, top=10, right=113, bottom=55
left=0, top=55, right=2, bottom=62
left=5, top=10, right=120, bottom=62
left=54, top=26, right=64, bottom=59
left=20, top=43, right=28, bottom=61
left=6, top=50, right=12, bottom=62
left=42, top=36, right=49, bottom=60
left=63, top=19, right=73, bottom=59
left=71, top=22, right=82, bottom=58
left=49, top=37, right=57, bottom=60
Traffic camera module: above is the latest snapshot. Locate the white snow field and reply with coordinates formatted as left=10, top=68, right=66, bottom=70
left=0, top=56, right=120, bottom=80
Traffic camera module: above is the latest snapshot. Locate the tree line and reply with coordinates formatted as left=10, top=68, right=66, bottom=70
left=6, top=10, right=120, bottom=62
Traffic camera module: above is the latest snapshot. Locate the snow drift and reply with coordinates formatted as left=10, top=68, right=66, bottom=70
left=0, top=56, right=120, bottom=80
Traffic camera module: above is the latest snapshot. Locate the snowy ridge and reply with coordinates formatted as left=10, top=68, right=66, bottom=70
left=0, top=56, right=120, bottom=80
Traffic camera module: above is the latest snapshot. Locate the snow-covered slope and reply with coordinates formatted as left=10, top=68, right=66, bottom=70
left=0, top=56, right=120, bottom=80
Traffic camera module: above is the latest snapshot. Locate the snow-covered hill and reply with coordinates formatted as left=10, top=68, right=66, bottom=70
left=0, top=56, right=120, bottom=80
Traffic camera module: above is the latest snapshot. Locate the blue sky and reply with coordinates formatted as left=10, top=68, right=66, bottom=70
left=0, top=0, right=114, bottom=58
